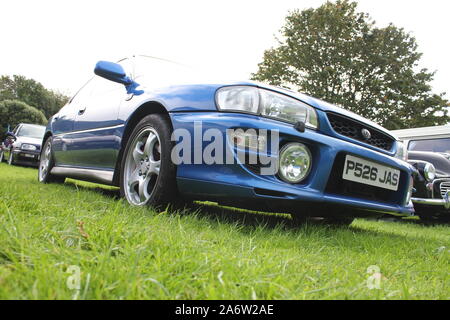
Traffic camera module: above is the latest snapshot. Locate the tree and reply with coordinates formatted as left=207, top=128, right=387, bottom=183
left=0, top=100, right=47, bottom=137
left=252, top=0, right=449, bottom=130
left=0, top=75, right=69, bottom=119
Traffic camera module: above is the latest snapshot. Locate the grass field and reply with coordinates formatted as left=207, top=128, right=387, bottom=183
left=0, top=163, right=448, bottom=300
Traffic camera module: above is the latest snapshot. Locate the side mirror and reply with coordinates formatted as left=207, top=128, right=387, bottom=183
left=94, top=60, right=144, bottom=96
left=94, top=61, right=133, bottom=85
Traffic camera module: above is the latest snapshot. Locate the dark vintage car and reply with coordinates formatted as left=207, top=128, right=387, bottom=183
left=0, top=123, right=46, bottom=166
left=392, top=125, right=450, bottom=222
left=37, top=56, right=415, bottom=225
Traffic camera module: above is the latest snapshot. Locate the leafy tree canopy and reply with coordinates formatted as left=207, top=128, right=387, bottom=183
left=0, top=75, right=69, bottom=120
left=252, top=0, right=449, bottom=130
left=0, top=100, right=47, bottom=138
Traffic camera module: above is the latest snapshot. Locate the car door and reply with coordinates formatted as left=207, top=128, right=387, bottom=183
left=51, top=79, right=92, bottom=166
left=69, top=59, right=132, bottom=169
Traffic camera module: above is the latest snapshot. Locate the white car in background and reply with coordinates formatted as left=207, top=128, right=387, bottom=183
left=0, top=123, right=46, bottom=166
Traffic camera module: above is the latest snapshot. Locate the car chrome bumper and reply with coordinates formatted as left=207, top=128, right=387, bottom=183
left=412, top=191, right=450, bottom=210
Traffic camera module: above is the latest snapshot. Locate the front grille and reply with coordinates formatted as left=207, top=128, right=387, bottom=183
left=327, top=113, right=395, bottom=151
left=325, top=153, right=405, bottom=205
left=440, top=181, right=450, bottom=198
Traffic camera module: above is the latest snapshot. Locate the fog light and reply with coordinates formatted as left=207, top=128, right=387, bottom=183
left=424, top=163, right=436, bottom=182
left=278, top=143, right=311, bottom=183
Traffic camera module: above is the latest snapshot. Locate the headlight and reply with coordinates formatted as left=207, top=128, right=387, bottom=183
left=21, top=144, right=37, bottom=151
left=394, top=141, right=407, bottom=162
left=423, top=163, right=436, bottom=182
left=216, top=86, right=318, bottom=129
left=278, top=143, right=312, bottom=183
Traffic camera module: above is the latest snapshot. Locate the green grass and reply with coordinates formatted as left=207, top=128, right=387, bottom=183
left=0, top=163, right=449, bottom=300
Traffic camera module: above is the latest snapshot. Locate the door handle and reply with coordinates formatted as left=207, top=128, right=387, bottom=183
left=78, top=107, right=86, bottom=115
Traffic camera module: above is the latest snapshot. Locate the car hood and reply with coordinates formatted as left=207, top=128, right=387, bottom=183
left=408, top=151, right=450, bottom=177
left=140, top=79, right=395, bottom=140
left=15, top=136, right=42, bottom=146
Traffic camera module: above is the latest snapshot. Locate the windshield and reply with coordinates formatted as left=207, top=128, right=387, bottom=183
left=17, top=125, right=46, bottom=139
left=408, top=138, right=450, bottom=154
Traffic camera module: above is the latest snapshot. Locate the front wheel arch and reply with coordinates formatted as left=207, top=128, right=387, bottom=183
left=112, top=101, right=171, bottom=186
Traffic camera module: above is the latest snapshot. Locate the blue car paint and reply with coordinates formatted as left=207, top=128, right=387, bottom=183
left=170, top=112, right=412, bottom=215
left=45, top=70, right=414, bottom=216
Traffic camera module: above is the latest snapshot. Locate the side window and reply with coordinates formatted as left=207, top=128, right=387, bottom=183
left=88, top=75, right=124, bottom=97
left=118, top=57, right=134, bottom=79
left=69, top=78, right=94, bottom=107
left=69, top=58, right=133, bottom=105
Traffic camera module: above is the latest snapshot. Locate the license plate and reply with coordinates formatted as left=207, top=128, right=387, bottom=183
left=342, top=155, right=400, bottom=191
left=24, top=154, right=35, bottom=158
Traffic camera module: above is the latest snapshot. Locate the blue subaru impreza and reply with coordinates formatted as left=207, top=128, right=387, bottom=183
left=38, top=55, right=414, bottom=224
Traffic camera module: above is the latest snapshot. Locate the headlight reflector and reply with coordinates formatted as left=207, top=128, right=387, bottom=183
left=217, top=86, right=318, bottom=129
left=216, top=86, right=259, bottom=114
left=423, top=163, right=436, bottom=182
left=21, top=144, right=37, bottom=151
left=278, top=143, right=312, bottom=183
left=259, top=90, right=318, bottom=129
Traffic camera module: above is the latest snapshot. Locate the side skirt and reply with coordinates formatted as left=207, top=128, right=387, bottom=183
left=51, top=166, right=114, bottom=185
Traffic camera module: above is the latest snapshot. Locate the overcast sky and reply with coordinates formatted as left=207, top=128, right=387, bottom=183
left=0, top=0, right=448, bottom=98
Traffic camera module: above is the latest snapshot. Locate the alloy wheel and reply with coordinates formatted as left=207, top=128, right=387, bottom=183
left=39, top=141, right=52, bottom=182
left=124, top=127, right=161, bottom=206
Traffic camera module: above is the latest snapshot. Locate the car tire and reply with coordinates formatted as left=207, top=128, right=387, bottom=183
left=38, top=136, right=65, bottom=183
left=120, top=114, right=178, bottom=208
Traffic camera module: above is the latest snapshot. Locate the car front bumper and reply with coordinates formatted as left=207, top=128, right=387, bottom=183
left=12, top=149, right=40, bottom=165
left=170, top=112, right=415, bottom=217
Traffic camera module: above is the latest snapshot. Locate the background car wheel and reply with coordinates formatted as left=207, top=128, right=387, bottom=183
left=120, top=114, right=178, bottom=208
left=7, top=152, right=14, bottom=165
left=38, top=137, right=65, bottom=183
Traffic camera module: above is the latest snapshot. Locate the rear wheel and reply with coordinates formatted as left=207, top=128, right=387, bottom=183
left=120, top=114, right=178, bottom=208
left=38, top=137, right=65, bottom=183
